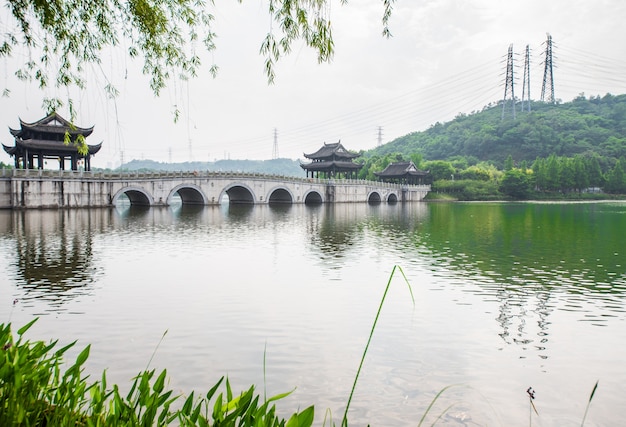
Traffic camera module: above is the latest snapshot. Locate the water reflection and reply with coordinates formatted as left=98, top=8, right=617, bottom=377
left=415, top=202, right=626, bottom=351
left=3, top=210, right=103, bottom=311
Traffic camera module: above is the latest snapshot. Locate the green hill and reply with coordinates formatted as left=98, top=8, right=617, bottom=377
left=372, top=93, right=626, bottom=166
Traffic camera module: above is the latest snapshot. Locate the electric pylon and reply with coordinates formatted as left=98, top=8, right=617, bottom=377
left=540, top=33, right=555, bottom=104
left=521, top=44, right=531, bottom=112
left=501, top=44, right=516, bottom=120
left=272, top=128, right=279, bottom=159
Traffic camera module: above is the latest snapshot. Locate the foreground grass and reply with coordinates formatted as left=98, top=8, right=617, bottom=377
left=0, top=319, right=314, bottom=426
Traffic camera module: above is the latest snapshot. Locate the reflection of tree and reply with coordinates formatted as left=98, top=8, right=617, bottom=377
left=420, top=202, right=626, bottom=356
left=306, top=205, right=361, bottom=264
left=11, top=210, right=100, bottom=308
left=304, top=203, right=430, bottom=264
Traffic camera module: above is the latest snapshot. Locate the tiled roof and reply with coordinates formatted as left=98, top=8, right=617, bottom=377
left=303, top=141, right=360, bottom=160
left=10, top=112, right=94, bottom=137
left=374, top=161, right=428, bottom=177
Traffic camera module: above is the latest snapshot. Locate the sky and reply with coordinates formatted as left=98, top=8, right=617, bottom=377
left=1, top=0, right=626, bottom=169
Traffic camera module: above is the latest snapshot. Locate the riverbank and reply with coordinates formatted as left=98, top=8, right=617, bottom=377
left=424, top=190, right=626, bottom=202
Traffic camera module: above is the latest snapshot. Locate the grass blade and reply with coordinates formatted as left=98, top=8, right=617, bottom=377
left=580, top=380, right=599, bottom=427
left=341, top=265, right=413, bottom=426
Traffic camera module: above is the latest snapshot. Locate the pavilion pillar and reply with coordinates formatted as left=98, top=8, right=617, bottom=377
left=60, top=157, right=65, bottom=170
left=37, top=153, right=44, bottom=169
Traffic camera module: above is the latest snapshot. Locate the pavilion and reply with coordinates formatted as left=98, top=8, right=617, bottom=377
left=3, top=112, right=102, bottom=171
left=374, top=161, right=429, bottom=185
left=300, top=141, right=363, bottom=179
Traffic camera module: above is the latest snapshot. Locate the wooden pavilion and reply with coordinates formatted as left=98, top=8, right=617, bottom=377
left=374, top=161, right=429, bottom=185
left=300, top=141, right=363, bottom=179
left=3, top=112, right=102, bottom=171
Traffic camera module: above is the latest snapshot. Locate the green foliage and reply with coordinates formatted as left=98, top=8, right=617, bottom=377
left=422, top=160, right=455, bottom=181
left=605, top=159, right=626, bottom=194
left=432, top=179, right=500, bottom=200
left=499, top=169, right=534, bottom=199
left=0, top=319, right=314, bottom=426
left=372, top=94, right=626, bottom=166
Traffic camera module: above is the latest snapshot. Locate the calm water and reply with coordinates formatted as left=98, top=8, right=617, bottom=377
left=1, top=201, right=625, bottom=426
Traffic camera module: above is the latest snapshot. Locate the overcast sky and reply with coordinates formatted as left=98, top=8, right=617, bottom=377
left=2, top=0, right=625, bottom=168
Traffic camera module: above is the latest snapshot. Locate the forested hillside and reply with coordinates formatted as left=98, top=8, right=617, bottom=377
left=373, top=93, right=626, bottom=166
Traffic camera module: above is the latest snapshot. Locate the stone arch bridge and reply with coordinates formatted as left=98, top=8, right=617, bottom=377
left=0, top=169, right=430, bottom=209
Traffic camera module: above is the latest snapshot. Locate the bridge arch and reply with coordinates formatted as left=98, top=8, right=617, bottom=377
left=220, top=183, right=256, bottom=204
left=367, top=191, right=382, bottom=204
left=303, top=190, right=324, bottom=205
left=168, top=184, right=208, bottom=205
left=387, top=192, right=398, bottom=204
left=113, top=186, right=153, bottom=206
left=267, top=186, right=294, bottom=204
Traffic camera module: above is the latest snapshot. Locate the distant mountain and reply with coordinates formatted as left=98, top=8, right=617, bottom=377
left=371, top=93, right=626, bottom=165
left=117, top=158, right=306, bottom=177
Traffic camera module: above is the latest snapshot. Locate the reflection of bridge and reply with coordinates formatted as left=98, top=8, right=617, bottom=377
left=0, top=169, right=430, bottom=209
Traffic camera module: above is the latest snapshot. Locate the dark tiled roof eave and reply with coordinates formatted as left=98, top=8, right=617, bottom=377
left=300, top=160, right=363, bottom=171
left=7, top=139, right=102, bottom=155
left=10, top=112, right=94, bottom=137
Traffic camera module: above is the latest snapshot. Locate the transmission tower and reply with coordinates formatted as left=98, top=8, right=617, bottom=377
left=377, top=126, right=383, bottom=147
left=540, top=33, right=555, bottom=104
left=521, top=44, right=531, bottom=113
left=501, top=44, right=516, bottom=120
left=272, top=128, right=279, bottom=159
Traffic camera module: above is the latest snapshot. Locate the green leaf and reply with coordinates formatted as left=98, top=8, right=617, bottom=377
left=206, top=376, right=224, bottom=400
left=17, top=318, right=38, bottom=336
left=76, top=344, right=91, bottom=366
left=286, top=406, right=315, bottom=427
left=153, top=369, right=167, bottom=393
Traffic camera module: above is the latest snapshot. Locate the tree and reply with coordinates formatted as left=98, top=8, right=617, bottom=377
left=605, top=160, right=626, bottom=193
left=499, top=169, right=533, bottom=199
left=423, top=160, right=455, bottom=181
left=504, top=154, right=514, bottom=171
left=1, top=0, right=394, bottom=103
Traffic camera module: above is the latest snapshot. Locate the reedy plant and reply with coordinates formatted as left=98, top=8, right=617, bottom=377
left=0, top=318, right=314, bottom=426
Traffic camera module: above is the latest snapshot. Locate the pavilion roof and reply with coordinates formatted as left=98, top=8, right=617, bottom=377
left=300, top=160, right=363, bottom=172
left=3, top=140, right=102, bottom=156
left=303, top=141, right=360, bottom=160
left=9, top=112, right=94, bottom=138
left=374, top=161, right=428, bottom=177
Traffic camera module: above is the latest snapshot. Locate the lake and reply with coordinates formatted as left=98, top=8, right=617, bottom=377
left=1, top=201, right=625, bottom=426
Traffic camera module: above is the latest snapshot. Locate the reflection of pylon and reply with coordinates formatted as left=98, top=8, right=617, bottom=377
left=541, top=33, right=555, bottom=104
left=501, top=44, right=516, bottom=120
left=521, top=44, right=531, bottom=112
left=272, top=128, right=279, bottom=159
